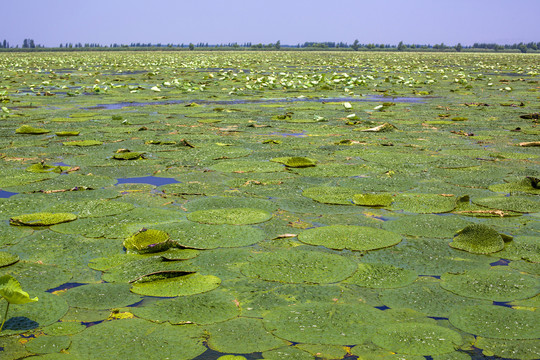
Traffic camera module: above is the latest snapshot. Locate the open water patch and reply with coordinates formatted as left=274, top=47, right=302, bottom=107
left=0, top=190, right=18, bottom=198
left=116, top=176, right=180, bottom=186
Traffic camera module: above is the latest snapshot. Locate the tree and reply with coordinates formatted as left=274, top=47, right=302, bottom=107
left=397, top=41, right=405, bottom=51
left=455, top=43, right=463, bottom=52
left=275, top=40, right=281, bottom=50
left=22, top=39, right=29, bottom=48
left=518, top=43, right=527, bottom=53
left=352, top=39, right=360, bottom=51
left=189, top=43, right=195, bottom=51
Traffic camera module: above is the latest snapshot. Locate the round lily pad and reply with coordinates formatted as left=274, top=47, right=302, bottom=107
left=15, top=125, right=50, bottom=134
left=0, top=251, right=19, bottom=267
left=302, top=186, right=358, bottom=205
left=343, top=263, right=417, bottom=288
left=210, top=160, right=284, bottom=173
left=187, top=208, right=272, bottom=225
left=271, top=156, right=317, bottom=168
left=10, top=212, right=77, bottom=226
left=391, top=193, right=457, bottom=214
left=0, top=292, right=68, bottom=336
left=449, top=305, right=540, bottom=339
left=262, top=346, right=314, bottom=360
left=298, top=225, right=401, bottom=251
left=263, top=302, right=391, bottom=345
left=440, top=269, right=539, bottom=302
left=353, top=193, right=394, bottom=207
left=130, top=272, right=221, bottom=297
left=0, top=261, right=73, bottom=293
left=68, top=318, right=206, bottom=359
left=382, top=214, right=472, bottom=239
left=475, top=337, right=540, bottom=360
left=372, top=323, right=463, bottom=356
left=113, top=151, right=145, bottom=160
left=132, top=289, right=239, bottom=325
left=488, top=177, right=540, bottom=195
left=61, top=283, right=142, bottom=309
left=45, top=199, right=134, bottom=218
left=123, top=228, right=173, bottom=254
left=473, top=195, right=540, bottom=213
left=449, top=224, right=505, bottom=254
left=24, top=335, right=71, bottom=354
left=495, top=236, right=540, bottom=263
left=63, top=140, right=102, bottom=147
left=380, top=277, right=491, bottom=318
left=207, top=317, right=288, bottom=354
left=155, top=222, right=266, bottom=249
left=242, top=249, right=357, bottom=284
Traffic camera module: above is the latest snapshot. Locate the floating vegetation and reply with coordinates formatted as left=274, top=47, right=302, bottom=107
left=0, top=51, right=538, bottom=359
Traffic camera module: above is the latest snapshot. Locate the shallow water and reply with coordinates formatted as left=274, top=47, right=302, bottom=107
left=116, top=176, right=180, bottom=186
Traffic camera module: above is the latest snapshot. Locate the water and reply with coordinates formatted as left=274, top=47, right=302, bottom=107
left=84, top=95, right=427, bottom=110
left=116, top=176, right=180, bottom=186
left=0, top=190, right=17, bottom=198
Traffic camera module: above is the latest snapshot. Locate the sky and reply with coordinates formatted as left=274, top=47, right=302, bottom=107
left=1, top=0, right=539, bottom=47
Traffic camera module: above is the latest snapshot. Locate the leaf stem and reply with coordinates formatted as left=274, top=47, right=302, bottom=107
left=0, top=300, right=9, bottom=332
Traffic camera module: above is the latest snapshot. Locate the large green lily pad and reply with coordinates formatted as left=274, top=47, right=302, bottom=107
left=343, top=263, right=417, bottom=288
left=61, top=283, right=142, bottom=309
left=449, top=305, right=540, bottom=339
left=475, top=337, right=540, bottom=360
left=24, top=335, right=71, bottom=354
left=353, top=193, right=394, bottom=207
left=262, top=346, right=314, bottom=360
left=0, top=251, right=19, bottom=268
left=187, top=207, right=272, bottom=225
left=10, top=212, right=77, bottom=226
left=302, top=186, right=357, bottom=205
left=0, top=292, right=68, bottom=336
left=15, top=125, right=50, bottom=134
left=298, top=225, right=401, bottom=251
left=263, top=302, right=391, bottom=345
left=382, top=214, right=472, bottom=239
left=0, top=261, right=72, bottom=293
left=207, top=317, right=288, bottom=354
left=123, top=228, right=173, bottom=254
left=372, top=323, right=463, bottom=356
left=130, top=272, right=221, bottom=297
left=242, top=249, right=357, bottom=284
left=271, top=156, right=317, bottom=168
left=210, top=160, right=284, bottom=173
left=380, top=277, right=491, bottom=318
left=68, top=318, right=206, bottom=360
left=488, top=177, right=540, bottom=195
left=45, top=199, right=134, bottom=218
left=449, top=224, right=506, bottom=254
left=473, top=195, right=540, bottom=213
left=155, top=221, right=266, bottom=249
left=132, top=289, right=239, bottom=325
left=440, top=269, right=539, bottom=301
left=494, top=236, right=540, bottom=263
left=391, top=193, right=456, bottom=214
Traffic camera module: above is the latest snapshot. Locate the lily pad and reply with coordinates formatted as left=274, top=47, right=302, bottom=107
left=263, top=302, right=391, bottom=345
left=392, top=193, right=456, bottom=214
left=15, top=125, right=50, bottom=134
left=0, top=252, right=19, bottom=268
left=113, top=151, right=145, bottom=160
left=302, top=186, right=358, bottom=205
left=298, top=225, right=401, bottom=251
left=0, top=261, right=73, bottom=293
left=440, top=269, right=539, bottom=302
left=449, top=224, right=506, bottom=254
left=473, top=195, right=540, bottom=213
left=449, top=305, right=540, bottom=339
left=271, top=156, right=317, bottom=168
left=63, top=140, right=102, bottom=147
left=123, top=228, right=173, bottom=254
left=343, top=263, right=417, bottom=288
left=132, top=289, right=239, bottom=325
left=0, top=291, right=68, bottom=336
left=207, top=317, right=288, bottom=354
left=68, top=318, right=206, bottom=360
left=45, top=199, right=134, bottom=218
left=242, top=249, right=357, bottom=284
left=475, top=337, right=540, bottom=360
left=353, top=193, right=394, bottom=207
left=55, top=131, right=80, bottom=136
left=372, top=323, right=463, bottom=356
left=262, top=346, right=314, bottom=360
left=130, top=272, right=221, bottom=297
left=382, top=214, right=472, bottom=239
left=488, top=177, right=540, bottom=195
left=495, top=236, right=540, bottom=262
left=10, top=212, right=77, bottom=226
left=155, top=222, right=266, bottom=249
left=210, top=160, right=284, bottom=173
left=24, top=335, right=71, bottom=354
left=60, top=283, right=142, bottom=309
left=380, top=277, right=491, bottom=318
left=187, top=208, right=272, bottom=225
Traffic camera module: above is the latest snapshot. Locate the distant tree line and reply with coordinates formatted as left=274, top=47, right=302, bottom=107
left=1, top=38, right=539, bottom=53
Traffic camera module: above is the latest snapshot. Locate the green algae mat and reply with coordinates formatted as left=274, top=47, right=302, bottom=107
left=0, top=51, right=539, bottom=360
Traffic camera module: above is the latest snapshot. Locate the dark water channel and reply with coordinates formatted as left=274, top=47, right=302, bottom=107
left=85, top=95, right=427, bottom=110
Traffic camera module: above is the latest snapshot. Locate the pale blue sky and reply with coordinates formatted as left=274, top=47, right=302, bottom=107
left=2, top=0, right=539, bottom=47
